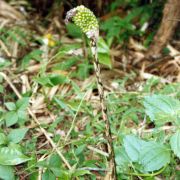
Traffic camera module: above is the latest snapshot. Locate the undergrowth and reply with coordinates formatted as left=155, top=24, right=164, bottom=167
left=0, top=0, right=179, bottom=180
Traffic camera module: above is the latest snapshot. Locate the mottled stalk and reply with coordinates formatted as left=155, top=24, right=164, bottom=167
left=90, top=38, right=116, bottom=180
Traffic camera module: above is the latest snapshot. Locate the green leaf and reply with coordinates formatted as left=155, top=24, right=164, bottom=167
left=170, top=130, right=180, bottom=158
left=75, top=144, right=86, bottom=156
left=48, top=154, right=63, bottom=176
left=98, top=37, right=112, bottom=68
left=42, top=170, right=56, bottom=180
left=0, top=144, right=30, bottom=165
left=5, top=111, right=18, bottom=127
left=98, top=53, right=111, bottom=69
left=72, top=169, right=91, bottom=177
left=123, top=135, right=146, bottom=162
left=35, top=74, right=69, bottom=87
left=143, top=95, right=180, bottom=126
left=50, top=168, right=70, bottom=178
left=0, top=133, right=7, bottom=145
left=8, top=128, right=29, bottom=143
left=0, top=165, right=14, bottom=180
left=22, top=50, right=43, bottom=68
left=98, top=37, right=110, bottom=53
left=53, top=57, right=78, bottom=71
left=17, top=109, right=27, bottom=120
left=16, top=97, right=29, bottom=110
left=76, top=62, right=90, bottom=80
left=4, top=102, right=16, bottom=111
left=115, top=146, right=131, bottom=170
left=139, top=142, right=170, bottom=172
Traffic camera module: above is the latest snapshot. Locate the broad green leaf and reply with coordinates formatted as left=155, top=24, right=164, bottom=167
left=42, top=170, right=56, bottom=180
left=98, top=37, right=112, bottom=68
left=48, top=155, right=68, bottom=178
left=72, top=169, right=91, bottom=177
left=0, top=133, right=7, bottom=145
left=0, top=144, right=30, bottom=165
left=4, top=102, right=16, bottom=111
left=123, top=135, right=146, bottom=162
left=139, top=142, right=170, bottom=172
left=143, top=95, right=180, bottom=126
left=16, top=97, right=29, bottom=110
left=8, top=128, right=28, bottom=143
left=98, top=53, right=111, bottom=69
left=170, top=130, right=180, bottom=158
left=98, top=37, right=110, bottom=53
left=5, top=111, right=18, bottom=127
left=50, top=168, right=70, bottom=178
left=17, top=110, right=27, bottom=120
left=115, top=146, right=131, bottom=170
left=0, top=165, right=14, bottom=180
left=49, top=154, right=62, bottom=168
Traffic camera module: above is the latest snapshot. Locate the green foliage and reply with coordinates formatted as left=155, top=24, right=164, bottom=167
left=4, top=98, right=29, bottom=127
left=98, top=37, right=112, bottom=68
left=0, top=144, right=30, bottom=165
left=0, top=26, right=28, bottom=46
left=115, top=147, right=131, bottom=171
left=22, top=49, right=43, bottom=68
left=0, top=165, right=14, bottom=180
left=109, top=81, right=180, bottom=178
left=170, top=130, right=180, bottom=158
left=139, top=142, right=170, bottom=172
left=101, top=16, right=137, bottom=43
left=116, top=135, right=171, bottom=174
left=0, top=133, right=6, bottom=146
left=143, top=95, right=180, bottom=126
left=35, top=74, right=69, bottom=87
left=8, top=128, right=29, bottom=144
left=123, top=135, right=145, bottom=162
left=101, top=1, right=164, bottom=43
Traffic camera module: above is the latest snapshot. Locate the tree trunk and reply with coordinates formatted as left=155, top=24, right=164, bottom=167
left=146, top=0, right=180, bottom=59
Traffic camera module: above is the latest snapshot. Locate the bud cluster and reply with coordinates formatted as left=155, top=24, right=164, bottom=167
left=72, top=5, right=98, bottom=33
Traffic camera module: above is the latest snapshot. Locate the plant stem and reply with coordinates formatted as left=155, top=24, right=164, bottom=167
left=90, top=40, right=117, bottom=179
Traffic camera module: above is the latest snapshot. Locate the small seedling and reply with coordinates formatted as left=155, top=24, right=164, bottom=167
left=65, top=5, right=116, bottom=179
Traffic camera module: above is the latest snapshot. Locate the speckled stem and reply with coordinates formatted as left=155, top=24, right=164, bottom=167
left=90, top=39, right=117, bottom=180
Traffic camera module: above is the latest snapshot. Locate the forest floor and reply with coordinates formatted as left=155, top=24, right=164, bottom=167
left=0, top=1, right=180, bottom=180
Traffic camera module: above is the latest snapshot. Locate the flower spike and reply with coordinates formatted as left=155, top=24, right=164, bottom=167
left=65, top=5, right=99, bottom=42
